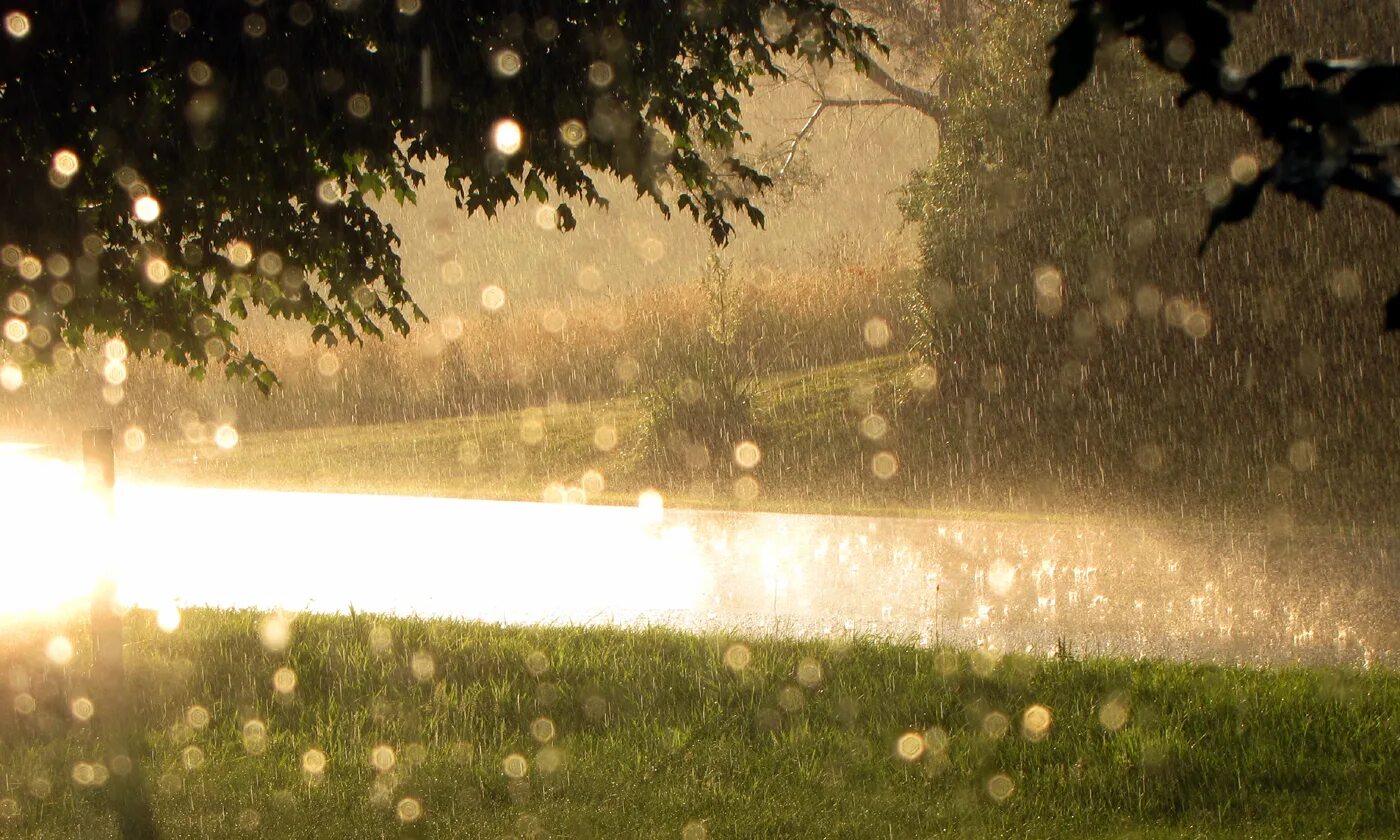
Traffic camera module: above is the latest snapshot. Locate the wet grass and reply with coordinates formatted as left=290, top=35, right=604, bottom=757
left=1, top=608, right=1396, bottom=838
left=124, top=354, right=1397, bottom=537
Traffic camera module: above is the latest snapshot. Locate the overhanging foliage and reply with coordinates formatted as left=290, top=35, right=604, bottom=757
left=1047, top=0, right=1400, bottom=325
left=0, top=0, right=877, bottom=389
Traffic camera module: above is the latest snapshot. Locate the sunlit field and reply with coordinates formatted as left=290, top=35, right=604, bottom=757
left=3, top=609, right=1398, bottom=839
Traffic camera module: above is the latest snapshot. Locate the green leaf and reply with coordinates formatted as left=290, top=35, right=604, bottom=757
left=522, top=170, right=549, bottom=203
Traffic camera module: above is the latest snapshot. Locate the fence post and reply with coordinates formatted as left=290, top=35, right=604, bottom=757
left=83, top=429, right=160, bottom=840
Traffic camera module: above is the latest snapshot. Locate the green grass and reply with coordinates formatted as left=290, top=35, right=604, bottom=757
left=124, top=354, right=1397, bottom=537
left=2, top=609, right=1396, bottom=838
left=123, top=358, right=913, bottom=514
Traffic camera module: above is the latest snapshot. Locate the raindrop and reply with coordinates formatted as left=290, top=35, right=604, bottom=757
left=1099, top=694, right=1130, bottom=731
left=0, top=363, right=21, bottom=391
left=862, top=317, right=891, bottom=348
left=1021, top=705, right=1053, bottom=741
left=144, top=257, right=170, bottom=285
left=187, top=61, right=214, bottom=86
left=214, top=425, right=240, bottom=450
left=733, top=440, right=761, bottom=469
left=370, top=744, right=396, bottom=772
left=410, top=650, right=435, bottom=682
left=347, top=93, right=372, bottom=119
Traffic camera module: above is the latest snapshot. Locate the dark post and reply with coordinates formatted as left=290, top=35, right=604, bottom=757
left=82, top=429, right=160, bottom=840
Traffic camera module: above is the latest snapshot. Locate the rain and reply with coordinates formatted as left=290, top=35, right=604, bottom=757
left=1, top=1, right=1398, bottom=837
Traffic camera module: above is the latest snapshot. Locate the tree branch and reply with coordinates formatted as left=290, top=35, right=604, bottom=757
left=772, top=54, right=944, bottom=180
left=777, top=101, right=828, bottom=178
left=821, top=97, right=909, bottom=107
left=857, top=49, right=946, bottom=122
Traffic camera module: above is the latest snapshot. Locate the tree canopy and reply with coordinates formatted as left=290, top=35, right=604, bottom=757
left=898, top=0, right=1399, bottom=525
left=1048, top=0, right=1399, bottom=322
left=0, top=0, right=876, bottom=391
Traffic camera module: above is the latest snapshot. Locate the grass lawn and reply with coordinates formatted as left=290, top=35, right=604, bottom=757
left=2, top=609, right=1397, bottom=838
left=122, top=353, right=1397, bottom=538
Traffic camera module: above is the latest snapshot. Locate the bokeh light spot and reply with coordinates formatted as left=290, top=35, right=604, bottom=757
left=733, top=440, right=761, bottom=469
left=156, top=604, right=181, bottom=632
left=51, top=149, right=80, bottom=177
left=214, top=424, right=240, bottom=450
left=70, top=697, right=94, bottom=722
left=371, top=744, right=396, bottom=772
left=3, top=11, right=29, bottom=39
left=986, top=773, right=1015, bottom=802
left=273, top=667, right=297, bottom=695
left=301, top=748, right=327, bottom=775
left=481, top=284, right=506, bottom=311
left=396, top=797, right=422, bottom=823
left=133, top=196, right=161, bottom=223
left=896, top=732, right=925, bottom=761
left=1021, top=704, right=1053, bottom=741
left=491, top=119, right=524, bottom=155
left=46, top=636, right=74, bottom=666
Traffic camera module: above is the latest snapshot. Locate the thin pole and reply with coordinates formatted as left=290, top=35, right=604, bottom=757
left=83, top=429, right=160, bottom=840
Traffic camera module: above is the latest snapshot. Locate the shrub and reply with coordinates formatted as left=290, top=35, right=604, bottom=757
left=637, top=255, right=760, bottom=475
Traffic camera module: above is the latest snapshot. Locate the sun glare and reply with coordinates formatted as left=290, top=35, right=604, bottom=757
left=0, top=443, right=711, bottom=626
left=0, top=444, right=108, bottom=619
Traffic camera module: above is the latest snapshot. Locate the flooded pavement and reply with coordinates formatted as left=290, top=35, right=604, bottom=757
left=2, top=447, right=1395, bottom=667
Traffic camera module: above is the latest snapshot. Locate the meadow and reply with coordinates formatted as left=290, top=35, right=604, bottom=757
left=2, top=609, right=1397, bottom=839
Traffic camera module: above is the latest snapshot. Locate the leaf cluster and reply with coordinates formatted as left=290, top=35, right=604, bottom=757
left=0, top=0, right=878, bottom=389
left=1048, top=0, right=1400, bottom=323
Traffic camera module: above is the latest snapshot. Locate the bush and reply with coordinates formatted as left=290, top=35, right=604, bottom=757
left=638, top=255, right=760, bottom=475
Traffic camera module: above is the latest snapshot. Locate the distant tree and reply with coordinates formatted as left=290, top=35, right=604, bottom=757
left=898, top=0, right=1399, bottom=524
left=1047, top=0, right=1400, bottom=326
left=0, top=1, right=876, bottom=391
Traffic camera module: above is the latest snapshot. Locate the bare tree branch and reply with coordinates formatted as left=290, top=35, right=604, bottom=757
left=857, top=50, right=946, bottom=122
left=777, top=101, right=828, bottom=178
left=774, top=61, right=943, bottom=180
left=821, top=97, right=910, bottom=108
